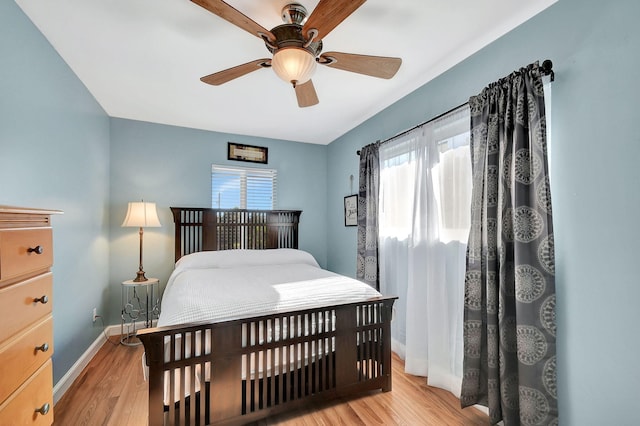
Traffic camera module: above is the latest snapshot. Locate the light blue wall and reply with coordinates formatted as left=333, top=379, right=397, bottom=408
left=327, top=0, right=640, bottom=424
left=0, top=2, right=111, bottom=383
left=107, top=119, right=328, bottom=324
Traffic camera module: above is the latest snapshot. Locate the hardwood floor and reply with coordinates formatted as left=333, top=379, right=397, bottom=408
left=54, top=337, right=489, bottom=425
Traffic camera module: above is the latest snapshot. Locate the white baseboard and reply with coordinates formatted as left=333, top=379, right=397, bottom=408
left=53, top=324, right=121, bottom=404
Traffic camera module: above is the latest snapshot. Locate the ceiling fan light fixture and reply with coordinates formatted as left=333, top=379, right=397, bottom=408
left=271, top=47, right=317, bottom=86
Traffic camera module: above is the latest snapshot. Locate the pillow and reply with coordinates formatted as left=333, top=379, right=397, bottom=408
left=174, top=248, right=320, bottom=272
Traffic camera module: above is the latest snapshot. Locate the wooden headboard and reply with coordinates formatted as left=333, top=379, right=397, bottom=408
left=170, top=207, right=302, bottom=262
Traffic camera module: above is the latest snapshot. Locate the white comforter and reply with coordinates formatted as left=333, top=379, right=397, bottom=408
left=157, top=248, right=381, bottom=327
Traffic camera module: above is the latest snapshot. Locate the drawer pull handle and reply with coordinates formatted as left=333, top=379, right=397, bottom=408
left=35, top=403, right=50, bottom=416
left=36, top=342, right=49, bottom=352
left=28, top=245, right=44, bottom=254
left=34, top=295, right=49, bottom=304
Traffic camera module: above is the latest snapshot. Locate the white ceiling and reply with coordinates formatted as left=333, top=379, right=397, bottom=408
left=16, top=0, right=556, bottom=145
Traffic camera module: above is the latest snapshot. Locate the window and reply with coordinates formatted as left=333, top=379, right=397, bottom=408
left=432, top=115, right=472, bottom=243
left=211, top=165, right=277, bottom=209
left=379, top=105, right=471, bottom=243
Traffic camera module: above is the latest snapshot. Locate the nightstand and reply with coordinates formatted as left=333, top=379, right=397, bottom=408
left=120, top=278, right=160, bottom=346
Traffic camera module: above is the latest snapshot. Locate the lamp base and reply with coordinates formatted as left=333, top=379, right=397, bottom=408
left=133, top=270, right=148, bottom=282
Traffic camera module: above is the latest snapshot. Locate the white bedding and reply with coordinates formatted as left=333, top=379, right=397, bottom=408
left=157, top=248, right=381, bottom=327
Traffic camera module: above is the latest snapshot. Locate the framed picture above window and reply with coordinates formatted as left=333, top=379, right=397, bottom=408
left=228, top=142, right=268, bottom=164
left=344, top=194, right=358, bottom=227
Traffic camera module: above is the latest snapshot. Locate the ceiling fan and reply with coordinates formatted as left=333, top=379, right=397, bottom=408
left=192, top=0, right=402, bottom=107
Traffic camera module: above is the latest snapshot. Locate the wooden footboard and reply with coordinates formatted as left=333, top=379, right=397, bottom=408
left=138, top=297, right=396, bottom=426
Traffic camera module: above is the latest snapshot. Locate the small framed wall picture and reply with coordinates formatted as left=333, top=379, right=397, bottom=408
left=228, top=142, right=268, bottom=164
left=344, top=194, right=358, bottom=227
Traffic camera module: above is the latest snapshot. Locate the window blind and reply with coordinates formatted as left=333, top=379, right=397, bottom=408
left=211, top=165, right=277, bottom=209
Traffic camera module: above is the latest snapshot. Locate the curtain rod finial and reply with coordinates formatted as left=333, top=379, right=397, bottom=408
left=541, top=59, right=554, bottom=81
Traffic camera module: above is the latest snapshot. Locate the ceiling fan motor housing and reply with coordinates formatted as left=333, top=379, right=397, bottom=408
left=264, top=24, right=322, bottom=58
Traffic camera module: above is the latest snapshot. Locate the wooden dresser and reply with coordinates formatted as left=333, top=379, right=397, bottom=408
left=0, top=206, right=62, bottom=425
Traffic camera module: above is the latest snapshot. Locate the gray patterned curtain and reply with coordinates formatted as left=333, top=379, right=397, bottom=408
left=356, top=142, right=380, bottom=290
left=461, top=63, right=558, bottom=425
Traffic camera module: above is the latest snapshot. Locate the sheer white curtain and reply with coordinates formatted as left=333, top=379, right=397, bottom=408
left=379, top=105, right=471, bottom=395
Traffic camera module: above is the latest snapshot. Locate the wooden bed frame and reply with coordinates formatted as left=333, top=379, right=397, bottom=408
left=137, top=208, right=396, bottom=425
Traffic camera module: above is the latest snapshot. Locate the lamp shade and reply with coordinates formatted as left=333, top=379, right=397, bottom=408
left=121, top=202, right=161, bottom=228
left=271, top=47, right=317, bottom=85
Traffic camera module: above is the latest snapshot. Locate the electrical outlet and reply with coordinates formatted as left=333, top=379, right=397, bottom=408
left=92, top=308, right=98, bottom=322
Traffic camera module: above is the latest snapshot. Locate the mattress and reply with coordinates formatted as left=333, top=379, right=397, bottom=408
left=158, top=248, right=381, bottom=327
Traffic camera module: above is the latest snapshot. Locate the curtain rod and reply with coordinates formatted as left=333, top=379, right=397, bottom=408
left=357, top=59, right=554, bottom=156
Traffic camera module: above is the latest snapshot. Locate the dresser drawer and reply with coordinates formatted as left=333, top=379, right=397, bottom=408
left=0, top=274, right=52, bottom=345
left=0, top=316, right=53, bottom=404
left=0, top=228, right=53, bottom=284
left=0, top=360, right=53, bottom=425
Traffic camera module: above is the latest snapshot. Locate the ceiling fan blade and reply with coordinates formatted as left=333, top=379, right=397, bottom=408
left=200, top=59, right=271, bottom=85
left=302, top=0, right=366, bottom=41
left=319, top=52, right=402, bottom=79
left=295, top=80, right=319, bottom=108
left=192, top=0, right=275, bottom=40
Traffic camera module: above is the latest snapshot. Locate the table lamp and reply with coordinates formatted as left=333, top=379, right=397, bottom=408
left=122, top=201, right=161, bottom=282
